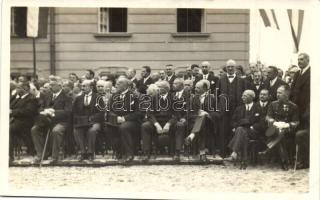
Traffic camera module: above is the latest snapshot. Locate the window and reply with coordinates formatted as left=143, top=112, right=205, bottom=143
left=177, top=9, right=205, bottom=32
left=11, top=7, right=49, bottom=38
left=98, top=8, right=127, bottom=33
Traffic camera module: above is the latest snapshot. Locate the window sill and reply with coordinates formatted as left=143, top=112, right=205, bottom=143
left=171, top=32, right=210, bottom=37
left=94, top=33, right=132, bottom=37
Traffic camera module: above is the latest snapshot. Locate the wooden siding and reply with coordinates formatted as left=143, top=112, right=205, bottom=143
left=10, top=8, right=249, bottom=78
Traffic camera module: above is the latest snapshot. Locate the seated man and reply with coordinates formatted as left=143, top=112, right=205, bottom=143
left=141, top=81, right=176, bottom=161
left=263, top=85, right=299, bottom=170
left=73, top=80, right=105, bottom=161
left=10, top=82, right=38, bottom=162
left=171, top=78, right=192, bottom=160
left=227, top=90, right=262, bottom=169
left=31, top=80, right=72, bottom=164
left=184, top=80, right=214, bottom=162
left=105, top=77, right=142, bottom=163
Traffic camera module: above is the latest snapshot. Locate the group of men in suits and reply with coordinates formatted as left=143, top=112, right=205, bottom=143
left=9, top=53, right=310, bottom=170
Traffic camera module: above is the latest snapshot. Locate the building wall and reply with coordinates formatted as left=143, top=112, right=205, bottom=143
left=10, top=8, right=249, bottom=78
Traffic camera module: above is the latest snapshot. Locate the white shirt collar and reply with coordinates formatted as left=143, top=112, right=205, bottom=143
left=20, top=93, right=29, bottom=99
left=260, top=101, right=267, bottom=107
left=167, top=74, right=173, bottom=80
left=301, top=65, right=310, bottom=75
left=161, top=93, right=168, bottom=99
left=227, top=73, right=236, bottom=82
left=144, top=76, right=151, bottom=83
left=85, top=91, right=93, bottom=97
left=270, top=77, right=278, bottom=86
left=130, top=77, right=136, bottom=82
left=53, top=89, right=62, bottom=98
left=246, top=102, right=254, bottom=110
left=121, top=89, right=129, bottom=95
left=176, top=89, right=184, bottom=98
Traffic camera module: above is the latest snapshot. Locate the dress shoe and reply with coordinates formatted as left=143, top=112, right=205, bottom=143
left=88, top=153, right=94, bottom=161
left=240, top=160, right=247, bottom=170
left=281, top=161, right=289, bottom=171
left=173, top=153, right=180, bottom=162
left=296, top=162, right=308, bottom=170
left=200, top=154, right=208, bottom=163
left=141, top=155, right=150, bottom=162
left=51, top=159, right=59, bottom=165
left=78, top=154, right=86, bottom=162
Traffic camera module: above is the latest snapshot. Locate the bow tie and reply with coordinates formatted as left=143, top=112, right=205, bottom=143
left=228, top=75, right=234, bottom=78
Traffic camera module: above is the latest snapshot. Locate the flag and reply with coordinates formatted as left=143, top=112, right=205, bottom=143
left=287, top=10, right=304, bottom=53
left=27, top=7, right=39, bottom=37
left=259, top=9, right=280, bottom=30
left=11, top=7, right=48, bottom=38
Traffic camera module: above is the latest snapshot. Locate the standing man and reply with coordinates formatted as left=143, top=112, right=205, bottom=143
left=137, top=66, right=154, bottom=94
left=165, top=64, right=176, bottom=89
left=248, top=70, right=266, bottom=102
left=31, top=80, right=72, bottom=163
left=201, top=61, right=219, bottom=95
left=264, top=66, right=288, bottom=102
left=290, top=53, right=310, bottom=169
left=217, top=59, right=247, bottom=157
left=126, top=69, right=138, bottom=86
left=73, top=80, right=105, bottom=161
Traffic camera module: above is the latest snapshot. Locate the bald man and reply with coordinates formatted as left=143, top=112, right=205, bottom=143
left=217, top=59, right=247, bottom=157
left=201, top=61, right=219, bottom=95
left=106, top=77, right=143, bottom=163
left=227, top=90, right=263, bottom=169
left=73, top=80, right=105, bottom=161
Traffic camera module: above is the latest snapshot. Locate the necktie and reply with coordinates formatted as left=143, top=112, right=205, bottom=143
left=85, top=95, right=89, bottom=106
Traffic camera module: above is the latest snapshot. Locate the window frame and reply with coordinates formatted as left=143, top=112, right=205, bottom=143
left=176, top=8, right=207, bottom=33
left=97, top=7, right=128, bottom=34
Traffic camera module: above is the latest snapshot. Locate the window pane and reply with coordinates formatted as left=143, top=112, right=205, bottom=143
left=177, top=9, right=202, bottom=32
left=12, top=7, right=27, bottom=37
left=109, top=8, right=127, bottom=32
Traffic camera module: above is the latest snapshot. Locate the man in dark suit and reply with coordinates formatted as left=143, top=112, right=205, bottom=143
left=126, top=69, right=138, bottom=87
left=165, top=64, right=176, bottom=90
left=171, top=78, right=192, bottom=160
left=31, top=80, right=72, bottom=163
left=106, top=77, right=142, bottom=163
left=217, top=59, right=247, bottom=157
left=136, top=66, right=154, bottom=94
left=201, top=61, right=219, bottom=95
left=9, top=82, right=38, bottom=162
left=247, top=70, right=266, bottom=102
left=141, top=81, right=176, bottom=161
left=264, top=66, right=288, bottom=102
left=184, top=80, right=215, bottom=162
left=245, top=62, right=258, bottom=84
left=290, top=53, right=310, bottom=169
left=73, top=80, right=105, bottom=161
left=227, top=90, right=262, bottom=169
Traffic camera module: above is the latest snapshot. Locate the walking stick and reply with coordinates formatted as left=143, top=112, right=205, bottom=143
left=40, top=128, right=51, bottom=167
left=294, top=144, right=299, bottom=172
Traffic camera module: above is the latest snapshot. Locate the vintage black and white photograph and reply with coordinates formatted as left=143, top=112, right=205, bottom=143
left=1, top=1, right=319, bottom=199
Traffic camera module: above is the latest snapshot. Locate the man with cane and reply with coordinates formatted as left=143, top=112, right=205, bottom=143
left=31, top=80, right=72, bottom=164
